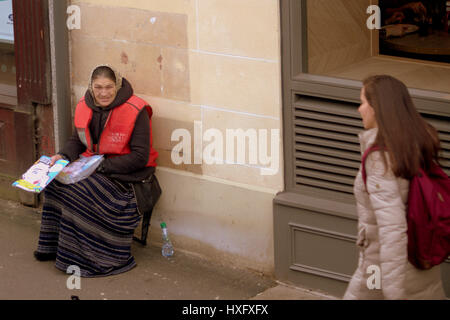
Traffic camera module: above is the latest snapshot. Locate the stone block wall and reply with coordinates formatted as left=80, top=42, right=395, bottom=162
left=69, top=0, right=282, bottom=274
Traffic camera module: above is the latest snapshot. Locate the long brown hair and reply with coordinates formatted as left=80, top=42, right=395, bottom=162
left=363, top=75, right=441, bottom=179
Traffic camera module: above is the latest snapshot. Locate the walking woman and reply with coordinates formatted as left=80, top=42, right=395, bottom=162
left=34, top=65, right=159, bottom=277
left=343, top=75, right=446, bottom=299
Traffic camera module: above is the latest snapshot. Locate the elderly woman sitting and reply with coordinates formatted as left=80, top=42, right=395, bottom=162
left=33, top=65, right=160, bottom=277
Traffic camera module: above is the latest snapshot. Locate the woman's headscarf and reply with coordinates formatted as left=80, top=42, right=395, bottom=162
left=88, top=64, right=123, bottom=98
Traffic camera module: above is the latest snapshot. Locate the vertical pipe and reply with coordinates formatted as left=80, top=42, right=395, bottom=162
left=48, top=0, right=71, bottom=151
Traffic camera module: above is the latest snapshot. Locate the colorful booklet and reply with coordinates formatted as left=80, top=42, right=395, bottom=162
left=12, top=156, right=69, bottom=193
left=55, top=155, right=104, bottom=184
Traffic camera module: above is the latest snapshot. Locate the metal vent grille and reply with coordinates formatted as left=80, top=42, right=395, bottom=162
left=293, top=96, right=450, bottom=196
left=422, top=114, right=450, bottom=177
left=294, top=96, right=363, bottom=195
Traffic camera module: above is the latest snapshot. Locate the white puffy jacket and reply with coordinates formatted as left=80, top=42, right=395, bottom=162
left=343, top=128, right=446, bottom=300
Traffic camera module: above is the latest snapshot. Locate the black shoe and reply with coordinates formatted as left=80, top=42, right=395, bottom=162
left=33, top=251, right=57, bottom=261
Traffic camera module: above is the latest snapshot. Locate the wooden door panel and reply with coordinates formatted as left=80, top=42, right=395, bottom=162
left=0, top=107, right=16, bottom=174
left=13, top=0, right=51, bottom=107
left=0, top=107, right=34, bottom=177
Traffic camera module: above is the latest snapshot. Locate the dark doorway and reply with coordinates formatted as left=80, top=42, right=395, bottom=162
left=0, top=0, right=52, bottom=203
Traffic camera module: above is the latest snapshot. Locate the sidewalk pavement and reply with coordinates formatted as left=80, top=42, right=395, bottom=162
left=0, top=199, right=336, bottom=300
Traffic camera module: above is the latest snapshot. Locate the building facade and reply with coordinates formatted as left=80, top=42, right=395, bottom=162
left=0, top=0, right=448, bottom=298
left=275, top=0, right=449, bottom=297
left=68, top=0, right=283, bottom=276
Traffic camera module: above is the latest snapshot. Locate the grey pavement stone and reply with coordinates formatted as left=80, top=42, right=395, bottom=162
left=251, top=283, right=337, bottom=300
left=0, top=199, right=333, bottom=300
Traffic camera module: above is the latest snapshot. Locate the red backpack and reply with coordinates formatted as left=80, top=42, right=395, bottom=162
left=362, top=146, right=450, bottom=270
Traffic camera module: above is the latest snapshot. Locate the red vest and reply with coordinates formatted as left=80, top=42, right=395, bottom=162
left=74, top=95, right=158, bottom=167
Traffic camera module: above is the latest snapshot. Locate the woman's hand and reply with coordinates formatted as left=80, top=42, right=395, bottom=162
left=50, top=154, right=63, bottom=166
left=402, top=2, right=427, bottom=16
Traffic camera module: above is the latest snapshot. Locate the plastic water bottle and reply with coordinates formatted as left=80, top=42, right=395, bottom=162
left=160, top=222, right=174, bottom=257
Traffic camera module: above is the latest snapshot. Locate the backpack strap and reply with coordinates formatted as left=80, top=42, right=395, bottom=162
left=361, top=145, right=381, bottom=191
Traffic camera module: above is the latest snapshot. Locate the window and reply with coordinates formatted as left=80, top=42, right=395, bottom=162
left=0, top=0, right=16, bottom=105
left=379, top=0, right=450, bottom=63
left=305, top=0, right=450, bottom=94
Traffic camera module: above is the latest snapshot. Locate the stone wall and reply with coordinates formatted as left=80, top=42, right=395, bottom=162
left=69, top=0, right=282, bottom=274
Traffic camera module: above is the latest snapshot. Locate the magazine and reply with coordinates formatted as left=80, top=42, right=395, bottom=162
left=12, top=156, right=69, bottom=193
left=55, top=155, right=104, bottom=184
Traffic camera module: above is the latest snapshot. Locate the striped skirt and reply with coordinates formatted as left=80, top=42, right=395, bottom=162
left=37, top=173, right=141, bottom=277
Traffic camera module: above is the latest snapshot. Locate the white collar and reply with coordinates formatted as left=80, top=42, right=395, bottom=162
left=358, top=127, right=378, bottom=154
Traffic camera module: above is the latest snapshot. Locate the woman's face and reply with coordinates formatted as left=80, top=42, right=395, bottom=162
left=92, top=76, right=117, bottom=107
left=358, top=87, right=377, bottom=130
